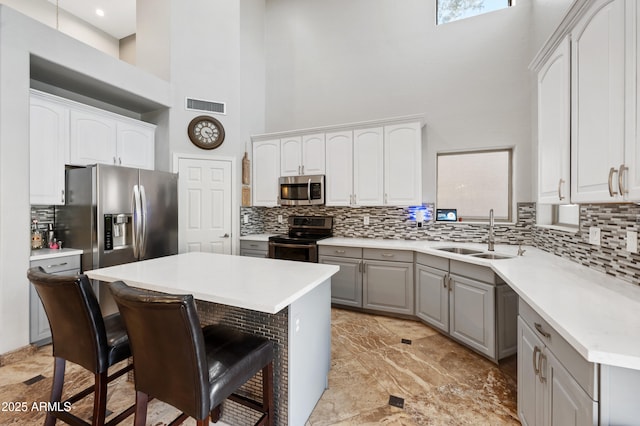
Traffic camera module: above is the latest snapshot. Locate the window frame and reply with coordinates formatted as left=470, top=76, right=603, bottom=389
left=436, top=0, right=513, bottom=26
left=436, top=147, right=514, bottom=223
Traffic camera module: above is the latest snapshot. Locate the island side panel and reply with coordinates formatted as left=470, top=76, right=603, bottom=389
left=289, top=278, right=332, bottom=425
left=196, top=301, right=289, bottom=425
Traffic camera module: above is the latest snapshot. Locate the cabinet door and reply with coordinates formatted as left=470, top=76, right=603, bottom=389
left=449, top=274, right=495, bottom=358
left=29, top=93, right=68, bottom=205
left=69, top=108, right=118, bottom=166
left=415, top=263, right=449, bottom=333
left=518, top=317, right=545, bottom=426
left=353, top=127, right=384, bottom=206
left=116, top=121, right=155, bottom=170
left=302, top=133, right=325, bottom=175
left=497, top=284, right=518, bottom=359
left=319, top=255, right=362, bottom=307
left=538, top=37, right=571, bottom=204
left=546, top=350, right=598, bottom=426
left=384, top=122, right=422, bottom=206
left=253, top=139, right=281, bottom=206
left=280, top=136, right=302, bottom=176
left=363, top=260, right=413, bottom=315
left=325, top=131, right=354, bottom=206
left=571, top=0, right=625, bottom=203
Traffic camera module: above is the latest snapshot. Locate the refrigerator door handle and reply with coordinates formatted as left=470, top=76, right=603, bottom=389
left=140, top=185, right=148, bottom=258
left=132, top=185, right=142, bottom=258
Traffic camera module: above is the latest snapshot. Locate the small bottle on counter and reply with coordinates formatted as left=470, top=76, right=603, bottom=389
left=31, top=219, right=43, bottom=249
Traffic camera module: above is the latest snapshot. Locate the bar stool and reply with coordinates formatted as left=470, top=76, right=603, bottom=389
left=108, top=280, right=274, bottom=426
left=26, top=267, right=135, bottom=426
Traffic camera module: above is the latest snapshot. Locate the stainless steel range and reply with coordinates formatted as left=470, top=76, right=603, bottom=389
left=268, top=216, right=333, bottom=263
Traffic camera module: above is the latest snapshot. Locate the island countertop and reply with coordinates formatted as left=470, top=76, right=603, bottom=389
left=86, top=252, right=339, bottom=314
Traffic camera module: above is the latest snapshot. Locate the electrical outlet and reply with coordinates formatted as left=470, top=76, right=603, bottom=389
left=627, top=231, right=638, bottom=253
left=589, top=227, right=601, bottom=246
left=278, top=215, right=283, bottom=224
left=363, top=215, right=370, bottom=226
left=243, top=214, right=249, bottom=224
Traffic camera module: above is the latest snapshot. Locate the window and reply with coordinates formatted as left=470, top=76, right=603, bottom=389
left=437, top=0, right=512, bottom=25
left=436, top=149, right=512, bottom=222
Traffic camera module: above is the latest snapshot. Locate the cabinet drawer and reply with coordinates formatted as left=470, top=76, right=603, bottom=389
left=363, top=248, right=413, bottom=262
left=240, top=240, right=268, bottom=251
left=319, top=245, right=362, bottom=258
left=519, top=299, right=598, bottom=399
left=450, top=260, right=504, bottom=284
left=415, top=252, right=449, bottom=271
left=30, top=255, right=81, bottom=274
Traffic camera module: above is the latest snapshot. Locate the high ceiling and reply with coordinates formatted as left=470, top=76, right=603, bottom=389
left=47, top=0, right=136, bottom=39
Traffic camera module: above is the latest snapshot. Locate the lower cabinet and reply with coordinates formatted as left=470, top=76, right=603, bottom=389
left=319, top=246, right=363, bottom=307
left=239, top=240, right=268, bottom=258
left=518, top=300, right=598, bottom=426
left=29, top=253, right=81, bottom=346
left=415, top=253, right=517, bottom=362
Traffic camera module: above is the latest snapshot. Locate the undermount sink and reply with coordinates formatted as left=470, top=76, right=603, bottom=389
left=435, top=247, right=484, bottom=255
left=470, top=253, right=514, bottom=260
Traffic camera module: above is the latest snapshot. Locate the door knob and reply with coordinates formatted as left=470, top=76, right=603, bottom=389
left=220, top=233, right=230, bottom=238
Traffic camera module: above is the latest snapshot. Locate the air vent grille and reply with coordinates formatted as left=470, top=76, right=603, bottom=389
left=185, top=97, right=226, bottom=115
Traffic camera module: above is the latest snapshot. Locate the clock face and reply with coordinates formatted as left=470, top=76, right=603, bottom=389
left=187, top=115, right=225, bottom=149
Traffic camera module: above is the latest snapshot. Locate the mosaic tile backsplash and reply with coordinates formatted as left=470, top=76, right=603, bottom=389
left=241, top=202, right=640, bottom=287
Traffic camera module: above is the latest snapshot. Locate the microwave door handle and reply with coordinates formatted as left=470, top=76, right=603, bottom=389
left=308, top=178, right=311, bottom=203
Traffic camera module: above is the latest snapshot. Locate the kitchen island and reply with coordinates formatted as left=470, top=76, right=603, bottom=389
left=86, top=251, right=339, bottom=426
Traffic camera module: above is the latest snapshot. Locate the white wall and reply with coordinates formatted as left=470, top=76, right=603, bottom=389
left=0, top=0, right=120, bottom=57
left=264, top=0, right=544, bottom=204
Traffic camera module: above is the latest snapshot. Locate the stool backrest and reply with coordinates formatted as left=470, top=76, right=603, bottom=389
left=27, top=266, right=109, bottom=373
left=108, top=281, right=210, bottom=420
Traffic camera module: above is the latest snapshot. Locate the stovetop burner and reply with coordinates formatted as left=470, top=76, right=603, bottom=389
left=268, top=215, right=333, bottom=244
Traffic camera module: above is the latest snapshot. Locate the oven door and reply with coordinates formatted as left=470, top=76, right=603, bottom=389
left=268, top=241, right=318, bottom=262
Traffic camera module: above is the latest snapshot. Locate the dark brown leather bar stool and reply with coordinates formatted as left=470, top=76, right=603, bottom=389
left=108, top=280, right=274, bottom=426
left=26, top=267, right=135, bottom=426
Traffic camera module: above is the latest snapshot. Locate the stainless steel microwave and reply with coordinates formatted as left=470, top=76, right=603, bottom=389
left=278, top=175, right=325, bottom=206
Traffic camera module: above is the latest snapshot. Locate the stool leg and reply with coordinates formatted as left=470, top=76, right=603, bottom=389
left=134, top=391, right=149, bottom=426
left=45, top=357, right=66, bottom=426
left=263, top=362, right=274, bottom=426
left=210, top=405, right=221, bottom=422
left=92, top=371, right=108, bottom=426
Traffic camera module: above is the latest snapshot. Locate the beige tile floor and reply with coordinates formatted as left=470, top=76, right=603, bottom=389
left=0, top=308, right=519, bottom=425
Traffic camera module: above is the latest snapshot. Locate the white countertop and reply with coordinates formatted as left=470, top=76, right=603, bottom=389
left=30, top=248, right=83, bottom=261
left=319, top=237, right=640, bottom=370
left=239, top=234, right=276, bottom=242
left=86, top=252, right=339, bottom=314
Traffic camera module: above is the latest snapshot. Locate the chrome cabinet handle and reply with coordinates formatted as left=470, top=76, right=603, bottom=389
left=443, top=274, right=448, bottom=289
left=448, top=276, right=453, bottom=292
left=118, top=157, right=122, bottom=165
left=113, top=156, right=117, bottom=165
left=384, top=193, right=388, bottom=204
left=297, top=165, right=301, bottom=174
left=558, top=178, right=565, bottom=201
left=249, top=243, right=258, bottom=247
left=608, top=167, right=619, bottom=197
left=619, top=164, right=628, bottom=195
left=534, top=322, right=551, bottom=339
left=538, top=353, right=548, bottom=383
left=61, top=189, right=65, bottom=203
left=301, top=165, right=305, bottom=175
left=533, top=346, right=541, bottom=377
left=381, top=253, right=395, bottom=258
left=46, top=262, right=68, bottom=269
left=362, top=262, right=366, bottom=274
left=358, top=261, right=362, bottom=273
left=335, top=249, right=346, bottom=254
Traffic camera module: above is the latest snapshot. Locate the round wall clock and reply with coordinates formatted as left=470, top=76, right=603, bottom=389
left=187, top=115, right=225, bottom=150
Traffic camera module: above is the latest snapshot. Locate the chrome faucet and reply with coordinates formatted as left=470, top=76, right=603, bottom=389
left=487, top=208, right=495, bottom=252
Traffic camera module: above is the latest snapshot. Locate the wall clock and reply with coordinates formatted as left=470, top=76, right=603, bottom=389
left=187, top=115, right=225, bottom=150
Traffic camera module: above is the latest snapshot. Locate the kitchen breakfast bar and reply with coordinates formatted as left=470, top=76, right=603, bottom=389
left=86, top=252, right=339, bottom=426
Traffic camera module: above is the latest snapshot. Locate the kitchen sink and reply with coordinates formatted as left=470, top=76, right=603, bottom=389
left=470, top=253, right=514, bottom=260
left=435, top=247, right=484, bottom=255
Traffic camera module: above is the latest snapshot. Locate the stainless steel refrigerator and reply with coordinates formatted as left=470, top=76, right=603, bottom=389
left=57, top=164, right=178, bottom=313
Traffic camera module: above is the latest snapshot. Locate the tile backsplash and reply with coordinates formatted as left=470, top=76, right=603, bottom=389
left=241, top=202, right=640, bottom=287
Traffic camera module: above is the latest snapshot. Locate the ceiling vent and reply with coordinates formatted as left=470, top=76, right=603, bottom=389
left=185, top=97, right=226, bottom=115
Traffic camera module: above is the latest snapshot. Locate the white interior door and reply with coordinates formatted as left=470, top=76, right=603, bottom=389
left=178, top=157, right=232, bottom=254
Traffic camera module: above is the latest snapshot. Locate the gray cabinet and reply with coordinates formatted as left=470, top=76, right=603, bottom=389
left=29, top=253, right=81, bottom=346
left=415, top=253, right=517, bottom=362
left=319, top=246, right=363, bottom=307
left=518, top=300, right=598, bottom=426
left=362, top=248, right=414, bottom=315
left=239, top=240, right=268, bottom=258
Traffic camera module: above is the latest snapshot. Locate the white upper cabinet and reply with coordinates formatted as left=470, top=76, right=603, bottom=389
left=325, top=131, right=354, bottom=206
left=353, top=127, right=385, bottom=206
left=384, top=122, right=422, bottom=206
left=116, top=122, right=155, bottom=170
left=537, top=37, right=571, bottom=205
left=252, top=139, right=281, bottom=206
left=29, top=91, right=68, bottom=205
left=280, top=134, right=325, bottom=176
left=571, top=0, right=626, bottom=203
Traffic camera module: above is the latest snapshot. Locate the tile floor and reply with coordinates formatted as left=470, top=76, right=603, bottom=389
left=0, top=308, right=519, bottom=425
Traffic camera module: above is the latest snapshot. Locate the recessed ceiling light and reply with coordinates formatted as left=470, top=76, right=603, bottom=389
left=95, top=9, right=105, bottom=17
